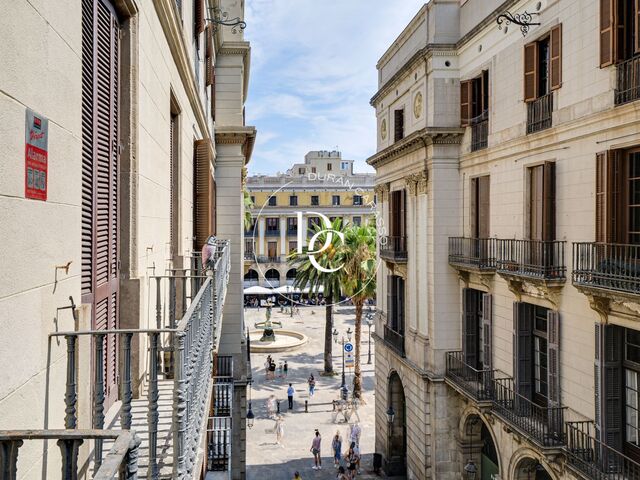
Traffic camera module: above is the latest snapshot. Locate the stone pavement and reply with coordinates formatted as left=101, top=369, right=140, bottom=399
left=246, top=305, right=380, bottom=480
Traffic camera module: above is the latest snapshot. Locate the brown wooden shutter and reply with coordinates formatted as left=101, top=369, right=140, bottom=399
left=478, top=176, right=490, bottom=238
left=195, top=0, right=205, bottom=35
left=81, top=0, right=120, bottom=411
left=596, top=151, right=623, bottom=243
left=550, top=24, right=562, bottom=90
left=600, top=0, right=616, bottom=67
left=547, top=310, right=560, bottom=407
left=460, top=80, right=471, bottom=126
left=386, top=274, right=394, bottom=329
left=482, top=293, right=493, bottom=370
left=470, top=178, right=478, bottom=237
left=206, top=24, right=213, bottom=58
left=462, top=289, right=479, bottom=369
left=513, top=302, right=533, bottom=400
left=595, top=324, right=624, bottom=451
left=543, top=162, right=556, bottom=241
left=524, top=42, right=538, bottom=102
left=170, top=113, right=179, bottom=258
left=211, top=69, right=216, bottom=121
left=194, top=139, right=213, bottom=249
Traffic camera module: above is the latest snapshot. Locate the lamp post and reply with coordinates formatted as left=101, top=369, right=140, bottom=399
left=332, top=327, right=352, bottom=391
left=386, top=405, right=395, bottom=464
left=246, top=381, right=255, bottom=429
left=366, top=313, right=374, bottom=365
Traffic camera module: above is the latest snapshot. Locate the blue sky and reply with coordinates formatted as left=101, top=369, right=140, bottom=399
left=244, top=0, right=427, bottom=175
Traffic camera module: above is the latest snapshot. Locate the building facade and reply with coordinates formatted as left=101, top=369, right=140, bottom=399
left=370, top=1, right=640, bottom=479
left=244, top=151, right=375, bottom=289
left=0, top=0, right=254, bottom=478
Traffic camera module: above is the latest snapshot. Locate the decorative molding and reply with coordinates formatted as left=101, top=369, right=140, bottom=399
left=587, top=294, right=610, bottom=323
left=500, top=274, right=564, bottom=308
left=413, top=92, right=423, bottom=119
left=214, top=126, right=257, bottom=163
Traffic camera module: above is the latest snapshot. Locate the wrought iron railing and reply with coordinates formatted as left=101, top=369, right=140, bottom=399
left=470, top=111, right=488, bottom=151
left=287, top=228, right=298, bottom=235
left=615, top=55, right=640, bottom=105
left=244, top=251, right=254, bottom=260
left=383, top=324, right=405, bottom=357
left=207, top=417, right=232, bottom=472
left=445, top=351, right=495, bottom=402
left=48, top=239, right=230, bottom=479
left=493, top=377, right=565, bottom=447
left=0, top=430, right=140, bottom=479
left=256, top=255, right=283, bottom=264
left=496, top=239, right=566, bottom=280
left=379, top=235, right=408, bottom=263
left=565, top=421, right=640, bottom=479
left=265, top=229, right=280, bottom=237
left=527, top=92, right=553, bottom=134
left=448, top=237, right=496, bottom=271
left=573, top=242, right=640, bottom=295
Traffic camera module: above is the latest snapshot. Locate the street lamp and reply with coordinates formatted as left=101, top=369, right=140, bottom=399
left=366, top=313, right=374, bottom=364
left=463, top=460, right=477, bottom=480
left=246, top=381, right=255, bottom=429
left=386, top=405, right=395, bottom=425
left=333, top=327, right=352, bottom=391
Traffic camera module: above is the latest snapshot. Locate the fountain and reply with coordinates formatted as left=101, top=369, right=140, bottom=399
left=248, top=304, right=308, bottom=352
left=254, top=305, right=283, bottom=342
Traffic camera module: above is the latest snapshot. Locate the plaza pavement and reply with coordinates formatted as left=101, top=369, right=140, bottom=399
left=245, top=305, right=380, bottom=480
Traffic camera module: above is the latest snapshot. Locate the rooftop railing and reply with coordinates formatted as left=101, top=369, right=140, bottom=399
left=573, top=242, right=640, bottom=295
left=615, top=55, right=640, bottom=105
left=448, top=237, right=497, bottom=271
left=445, top=351, right=495, bottom=402
left=496, top=239, right=566, bottom=281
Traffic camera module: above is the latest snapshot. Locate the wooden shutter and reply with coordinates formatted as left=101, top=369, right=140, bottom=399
left=210, top=69, right=216, bottom=121
left=398, top=277, right=405, bottom=333
left=513, top=302, right=533, bottom=400
left=387, top=275, right=395, bottom=330
left=206, top=24, right=213, bottom=58
left=600, top=0, right=616, bottom=67
left=524, top=42, right=538, bottom=102
left=462, top=289, right=479, bottom=369
left=170, top=113, right=179, bottom=258
left=595, top=324, right=624, bottom=451
left=543, top=162, right=556, bottom=241
left=394, top=109, right=404, bottom=142
left=550, top=24, right=562, bottom=90
left=482, top=70, right=489, bottom=113
left=482, top=293, right=493, bottom=370
left=195, top=0, right=204, bottom=35
left=530, top=165, right=544, bottom=241
left=206, top=55, right=213, bottom=87
left=460, top=80, right=471, bottom=126
left=194, top=139, right=212, bottom=249
left=478, top=176, right=490, bottom=238
left=81, top=0, right=120, bottom=411
left=470, top=178, right=478, bottom=237
left=547, top=310, right=560, bottom=408
left=596, top=151, right=623, bottom=243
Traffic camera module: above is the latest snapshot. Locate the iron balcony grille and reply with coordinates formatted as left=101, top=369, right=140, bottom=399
left=265, top=229, right=280, bottom=237
left=496, top=239, right=566, bottom=280
left=379, top=235, right=408, bottom=263
left=256, top=255, right=283, bottom=264
left=448, top=237, right=496, bottom=271
left=287, top=228, right=298, bottom=235
left=573, top=242, right=640, bottom=295
left=445, top=351, right=494, bottom=402
left=383, top=324, right=405, bottom=357
left=493, top=377, right=566, bottom=448
left=615, top=55, right=640, bottom=106
left=470, top=111, right=488, bottom=151
left=565, top=421, right=640, bottom=479
left=527, top=92, right=553, bottom=134
left=207, top=416, right=232, bottom=472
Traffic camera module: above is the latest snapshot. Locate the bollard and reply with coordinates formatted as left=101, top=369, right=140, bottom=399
left=305, top=400, right=308, bottom=413
left=276, top=400, right=281, bottom=414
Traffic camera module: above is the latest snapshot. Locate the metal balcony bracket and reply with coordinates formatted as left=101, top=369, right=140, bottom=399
left=501, top=274, right=563, bottom=308
left=578, top=286, right=640, bottom=322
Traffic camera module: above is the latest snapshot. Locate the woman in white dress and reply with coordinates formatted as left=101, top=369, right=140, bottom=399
left=275, top=415, right=285, bottom=446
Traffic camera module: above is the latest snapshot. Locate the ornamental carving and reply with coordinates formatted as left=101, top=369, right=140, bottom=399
left=380, top=118, right=387, bottom=141
left=413, top=92, right=423, bottom=119
left=404, top=171, right=428, bottom=195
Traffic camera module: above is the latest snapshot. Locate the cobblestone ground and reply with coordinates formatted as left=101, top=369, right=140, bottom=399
left=246, top=305, right=379, bottom=480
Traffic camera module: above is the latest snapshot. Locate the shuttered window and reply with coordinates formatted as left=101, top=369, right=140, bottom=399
left=194, top=0, right=204, bottom=36
left=387, top=275, right=405, bottom=333
left=394, top=109, right=404, bottom=142
left=524, top=25, right=562, bottom=101
left=550, top=25, right=562, bottom=90
left=194, top=139, right=214, bottom=249
left=81, top=0, right=120, bottom=411
left=528, top=162, right=555, bottom=241
left=170, top=111, right=179, bottom=259
left=600, top=0, right=640, bottom=67
left=462, top=289, right=485, bottom=370
left=460, top=80, right=471, bottom=127
left=482, top=293, right=493, bottom=370
left=601, top=0, right=616, bottom=66
left=513, top=302, right=534, bottom=401
left=596, top=149, right=633, bottom=243
left=547, top=310, right=561, bottom=408
left=390, top=190, right=406, bottom=238
left=470, top=175, right=490, bottom=238
left=595, top=323, right=624, bottom=451
left=524, top=42, right=538, bottom=102
left=461, top=71, right=489, bottom=126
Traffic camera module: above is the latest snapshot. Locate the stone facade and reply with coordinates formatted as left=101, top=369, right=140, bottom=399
left=369, top=1, right=640, bottom=479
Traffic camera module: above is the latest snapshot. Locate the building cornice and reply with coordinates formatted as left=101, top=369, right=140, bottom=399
left=376, top=4, right=429, bottom=70
left=218, top=41, right=252, bottom=103
left=457, top=0, right=520, bottom=49
left=366, top=127, right=464, bottom=169
left=215, top=126, right=257, bottom=164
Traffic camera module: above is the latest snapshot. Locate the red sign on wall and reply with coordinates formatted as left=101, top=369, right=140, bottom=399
left=25, top=109, right=48, bottom=201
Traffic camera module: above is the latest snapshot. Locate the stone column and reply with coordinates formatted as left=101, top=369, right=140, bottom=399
left=258, top=217, right=266, bottom=255
left=280, top=215, right=287, bottom=256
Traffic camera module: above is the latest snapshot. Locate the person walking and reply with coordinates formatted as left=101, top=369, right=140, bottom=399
left=307, top=374, right=316, bottom=397
left=266, top=394, right=277, bottom=419
left=287, top=383, right=295, bottom=410
left=275, top=415, right=285, bottom=446
left=345, top=443, right=358, bottom=479
left=331, top=431, right=342, bottom=468
left=310, top=429, right=322, bottom=470
left=351, top=441, right=361, bottom=475
left=283, top=360, right=288, bottom=379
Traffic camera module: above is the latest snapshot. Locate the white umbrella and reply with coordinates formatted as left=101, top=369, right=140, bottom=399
left=243, top=286, right=274, bottom=295
left=273, top=285, right=302, bottom=294
left=302, top=285, right=324, bottom=294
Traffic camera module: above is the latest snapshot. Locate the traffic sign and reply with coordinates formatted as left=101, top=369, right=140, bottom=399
left=344, top=342, right=354, bottom=353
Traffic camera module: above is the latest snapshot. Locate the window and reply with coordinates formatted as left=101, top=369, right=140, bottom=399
left=289, top=241, right=298, bottom=253
left=462, top=289, right=492, bottom=370
left=170, top=108, right=180, bottom=259
left=245, top=239, right=254, bottom=255
left=266, top=218, right=279, bottom=234
left=394, top=109, right=405, bottom=142
left=527, top=163, right=555, bottom=241
left=460, top=70, right=489, bottom=126
left=600, top=0, right=639, bottom=67
left=327, top=163, right=333, bottom=171
left=352, top=216, right=362, bottom=226
left=524, top=26, right=562, bottom=101
left=353, top=195, right=363, bottom=206
left=268, top=196, right=277, bottom=206
left=312, top=167, right=316, bottom=173
left=267, top=241, right=277, bottom=258
left=311, top=195, right=319, bottom=206
left=329, top=216, right=342, bottom=226
left=289, top=195, right=298, bottom=206
left=470, top=176, right=490, bottom=238
left=308, top=216, right=320, bottom=231
left=387, top=275, right=405, bottom=333
left=332, top=195, right=340, bottom=206
left=250, top=195, right=255, bottom=204
left=298, top=168, right=306, bottom=175
left=626, top=328, right=640, bottom=461
left=341, top=161, right=349, bottom=170
left=390, top=190, right=406, bottom=238
left=194, top=0, right=204, bottom=43
left=287, top=217, right=297, bottom=233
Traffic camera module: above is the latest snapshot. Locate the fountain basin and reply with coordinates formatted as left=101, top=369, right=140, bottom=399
left=248, top=329, right=308, bottom=353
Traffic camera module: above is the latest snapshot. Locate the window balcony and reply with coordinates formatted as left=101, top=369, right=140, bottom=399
left=244, top=251, right=254, bottom=260
left=448, top=237, right=496, bottom=273
left=379, top=235, right=407, bottom=263
left=493, top=377, right=566, bottom=448
left=470, top=111, right=488, bottom=151
left=383, top=324, right=405, bottom=357
left=573, top=242, right=640, bottom=296
left=287, top=228, right=298, bottom=236
left=265, top=229, right=280, bottom=237
left=565, top=421, right=640, bottom=479
left=527, top=91, right=553, bottom=134
left=615, top=55, right=640, bottom=106
left=256, top=255, right=283, bottom=264
left=496, top=239, right=566, bottom=283
left=445, top=351, right=494, bottom=403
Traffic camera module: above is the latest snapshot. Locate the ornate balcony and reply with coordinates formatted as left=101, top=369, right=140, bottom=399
left=256, top=255, right=283, bottom=264
left=379, top=235, right=408, bottom=263
left=265, top=229, right=280, bottom=237
left=383, top=324, right=405, bottom=357
left=527, top=91, right=553, bottom=134
left=496, top=239, right=566, bottom=285
left=448, top=237, right=496, bottom=273
left=470, top=111, right=488, bottom=151
left=573, top=242, right=640, bottom=298
left=615, top=55, right=640, bottom=106
left=565, top=421, right=640, bottom=479
left=444, top=351, right=494, bottom=404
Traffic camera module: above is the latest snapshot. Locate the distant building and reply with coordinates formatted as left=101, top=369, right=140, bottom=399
left=244, top=151, right=375, bottom=288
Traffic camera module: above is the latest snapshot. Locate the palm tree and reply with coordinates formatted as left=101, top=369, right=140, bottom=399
left=288, top=218, right=345, bottom=374
left=243, top=189, right=254, bottom=231
left=340, top=222, right=377, bottom=399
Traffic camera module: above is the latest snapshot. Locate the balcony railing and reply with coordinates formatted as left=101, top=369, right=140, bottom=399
left=527, top=92, right=553, bottom=134
left=287, top=228, right=298, bottom=235
left=493, top=377, right=565, bottom=448
left=565, top=421, right=640, bottom=479
left=46, top=239, right=230, bottom=479
left=573, top=242, right=640, bottom=295
left=445, top=351, right=494, bottom=402
left=265, top=229, right=280, bottom=237
left=448, top=237, right=496, bottom=271
left=615, top=55, right=640, bottom=105
left=244, top=251, right=255, bottom=260
left=470, top=111, right=488, bottom=151
left=207, top=417, right=232, bottom=472
left=256, top=255, right=283, bottom=264
left=379, top=235, right=408, bottom=263
left=383, top=324, right=405, bottom=357
left=496, top=239, right=566, bottom=281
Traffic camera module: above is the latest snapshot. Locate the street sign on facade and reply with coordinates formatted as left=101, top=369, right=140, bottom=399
left=24, top=109, right=48, bottom=201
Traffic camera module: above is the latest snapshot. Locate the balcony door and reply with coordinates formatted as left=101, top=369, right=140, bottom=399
left=81, top=0, right=121, bottom=412
left=463, top=289, right=493, bottom=372
left=471, top=176, right=490, bottom=239
left=267, top=241, right=277, bottom=259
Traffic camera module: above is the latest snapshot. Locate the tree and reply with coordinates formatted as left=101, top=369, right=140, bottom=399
left=288, top=218, right=345, bottom=374
left=340, top=222, right=377, bottom=399
left=243, top=189, right=254, bottom=231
